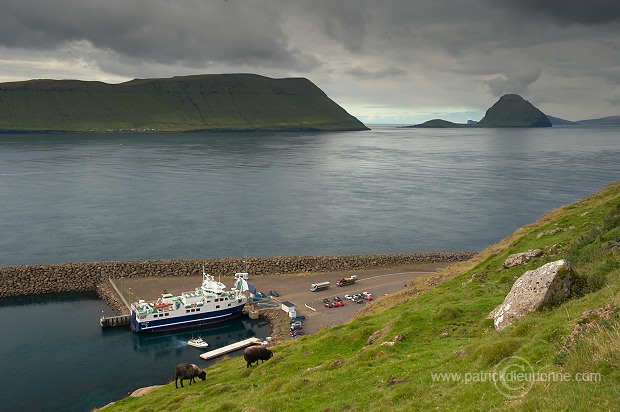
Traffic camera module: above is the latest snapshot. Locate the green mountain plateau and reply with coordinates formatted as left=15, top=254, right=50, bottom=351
left=103, top=182, right=620, bottom=411
left=0, top=74, right=368, bottom=132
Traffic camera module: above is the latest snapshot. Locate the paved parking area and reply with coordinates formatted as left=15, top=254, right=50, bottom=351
left=115, top=262, right=450, bottom=335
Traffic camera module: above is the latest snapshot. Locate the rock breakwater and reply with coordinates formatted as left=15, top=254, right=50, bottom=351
left=0, top=252, right=474, bottom=301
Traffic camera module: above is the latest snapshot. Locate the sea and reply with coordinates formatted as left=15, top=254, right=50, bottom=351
left=0, top=125, right=618, bottom=411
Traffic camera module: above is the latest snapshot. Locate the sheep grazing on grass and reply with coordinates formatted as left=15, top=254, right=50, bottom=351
left=244, top=345, right=273, bottom=368
left=175, top=363, right=206, bottom=388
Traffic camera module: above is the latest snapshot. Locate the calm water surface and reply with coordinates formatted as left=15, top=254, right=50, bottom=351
left=1, top=126, right=617, bottom=266
left=0, top=126, right=618, bottom=410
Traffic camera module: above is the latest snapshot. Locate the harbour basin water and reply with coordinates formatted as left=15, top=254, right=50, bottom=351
left=0, top=293, right=269, bottom=411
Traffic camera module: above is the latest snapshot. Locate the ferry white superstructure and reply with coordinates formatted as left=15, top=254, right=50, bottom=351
left=130, top=272, right=250, bottom=333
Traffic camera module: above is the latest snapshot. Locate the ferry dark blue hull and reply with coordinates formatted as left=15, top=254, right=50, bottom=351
left=130, top=305, right=245, bottom=333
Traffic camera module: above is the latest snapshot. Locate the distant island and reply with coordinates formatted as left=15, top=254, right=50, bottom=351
left=0, top=74, right=369, bottom=133
left=408, top=94, right=552, bottom=128
left=548, top=115, right=620, bottom=126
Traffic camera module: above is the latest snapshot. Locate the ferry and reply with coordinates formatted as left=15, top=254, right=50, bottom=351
left=130, top=272, right=250, bottom=333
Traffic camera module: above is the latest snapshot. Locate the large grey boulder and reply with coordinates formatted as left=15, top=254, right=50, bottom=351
left=490, top=259, right=572, bottom=331
left=503, top=249, right=543, bottom=268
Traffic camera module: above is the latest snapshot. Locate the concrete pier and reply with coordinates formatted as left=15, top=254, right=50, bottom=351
left=199, top=337, right=262, bottom=360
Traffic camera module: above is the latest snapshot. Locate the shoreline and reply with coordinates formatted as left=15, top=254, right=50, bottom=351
left=0, top=252, right=475, bottom=301
left=97, top=261, right=456, bottom=410
left=107, top=260, right=457, bottom=340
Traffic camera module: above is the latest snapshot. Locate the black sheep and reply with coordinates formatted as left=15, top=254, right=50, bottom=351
left=175, top=363, right=206, bottom=388
left=243, top=345, right=273, bottom=368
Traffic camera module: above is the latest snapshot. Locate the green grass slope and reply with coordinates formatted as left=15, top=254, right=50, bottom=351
left=0, top=74, right=368, bottom=132
left=102, top=182, right=620, bottom=412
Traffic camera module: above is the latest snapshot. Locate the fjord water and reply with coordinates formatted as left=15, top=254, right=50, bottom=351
left=1, top=126, right=618, bottom=266
left=0, top=126, right=618, bottom=411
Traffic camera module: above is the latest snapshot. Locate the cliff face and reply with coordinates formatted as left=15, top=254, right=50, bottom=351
left=477, top=94, right=552, bottom=127
left=0, top=74, right=368, bottom=132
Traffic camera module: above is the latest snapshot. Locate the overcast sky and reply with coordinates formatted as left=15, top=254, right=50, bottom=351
left=1, top=0, right=619, bottom=124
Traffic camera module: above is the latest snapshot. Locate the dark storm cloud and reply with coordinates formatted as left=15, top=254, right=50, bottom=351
left=484, top=70, right=542, bottom=97
left=0, top=0, right=618, bottom=120
left=0, top=0, right=319, bottom=70
left=346, top=66, right=408, bottom=79
left=498, top=0, right=620, bottom=24
left=1, top=0, right=614, bottom=73
left=297, top=0, right=371, bottom=53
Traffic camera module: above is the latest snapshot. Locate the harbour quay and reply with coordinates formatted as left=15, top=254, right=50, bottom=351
left=0, top=252, right=475, bottom=304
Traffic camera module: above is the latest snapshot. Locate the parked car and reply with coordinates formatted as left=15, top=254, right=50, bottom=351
left=362, top=292, right=372, bottom=297
left=344, top=294, right=354, bottom=300
left=290, top=323, right=303, bottom=331
left=364, top=295, right=373, bottom=301
left=290, top=315, right=305, bottom=323
left=335, top=300, right=345, bottom=307
left=269, top=290, right=280, bottom=297
left=322, top=297, right=331, bottom=305
left=334, top=296, right=342, bottom=301
left=290, top=320, right=303, bottom=328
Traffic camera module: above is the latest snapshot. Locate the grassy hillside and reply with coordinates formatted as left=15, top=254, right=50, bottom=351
left=0, top=74, right=368, bottom=132
left=102, top=182, right=620, bottom=412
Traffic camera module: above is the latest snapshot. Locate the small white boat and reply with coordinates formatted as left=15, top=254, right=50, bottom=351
left=188, top=337, right=209, bottom=348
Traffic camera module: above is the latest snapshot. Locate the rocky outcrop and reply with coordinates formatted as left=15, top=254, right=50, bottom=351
left=559, top=305, right=617, bottom=354
left=537, top=227, right=564, bottom=238
left=503, top=249, right=543, bottom=268
left=405, top=93, right=551, bottom=128
left=0, top=252, right=475, bottom=298
left=489, top=259, right=572, bottom=331
left=477, top=94, right=552, bottom=127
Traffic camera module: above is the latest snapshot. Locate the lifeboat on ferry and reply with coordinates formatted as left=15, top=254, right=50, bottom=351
left=153, top=300, right=172, bottom=310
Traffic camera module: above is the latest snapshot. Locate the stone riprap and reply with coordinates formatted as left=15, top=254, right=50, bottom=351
left=0, top=252, right=475, bottom=299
